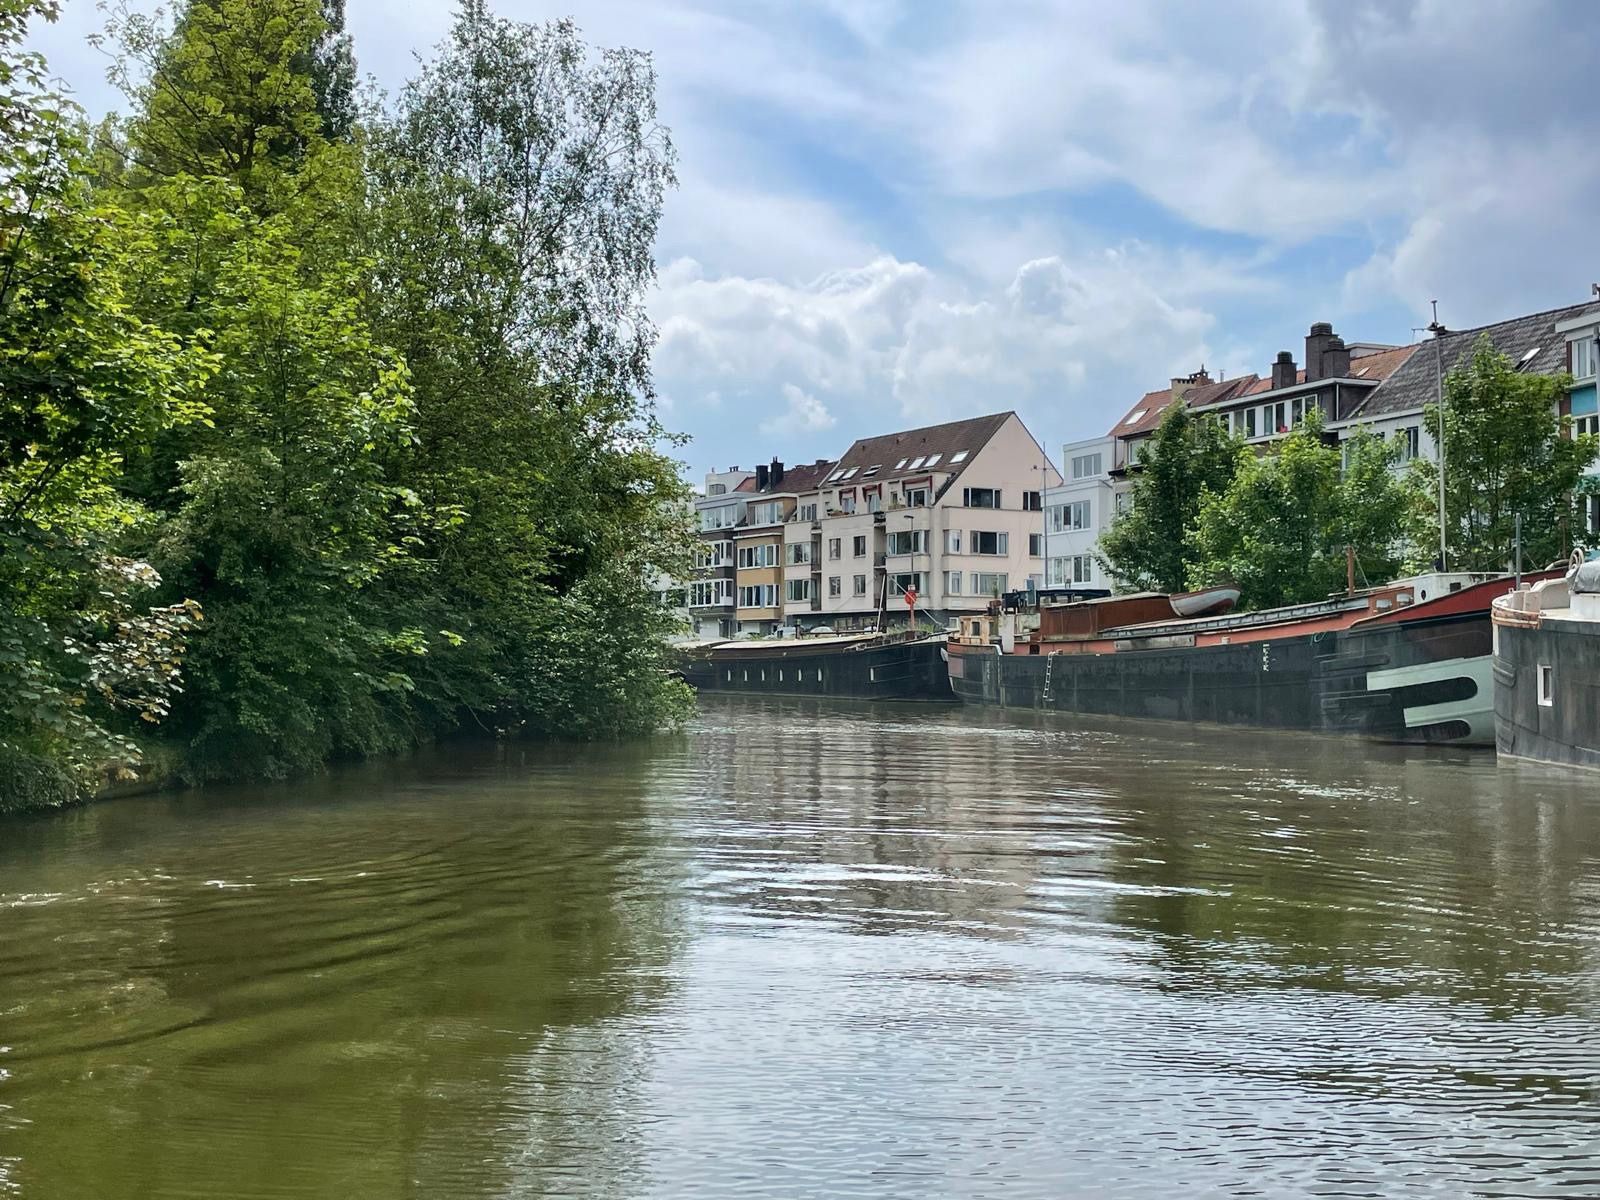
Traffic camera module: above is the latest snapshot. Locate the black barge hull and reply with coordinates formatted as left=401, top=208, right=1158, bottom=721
left=1493, top=617, right=1600, bottom=769
left=948, top=634, right=1334, bottom=730
left=683, top=638, right=954, bottom=702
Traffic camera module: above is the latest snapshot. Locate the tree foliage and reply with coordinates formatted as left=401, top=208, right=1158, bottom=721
left=1097, top=402, right=1244, bottom=592
left=2, top=0, right=693, bottom=808
left=1409, top=336, right=1597, bottom=572
left=1190, top=414, right=1417, bottom=610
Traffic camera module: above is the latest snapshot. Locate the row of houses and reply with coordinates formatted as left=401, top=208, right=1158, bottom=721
left=682, top=295, right=1600, bottom=639
left=1045, top=300, right=1600, bottom=592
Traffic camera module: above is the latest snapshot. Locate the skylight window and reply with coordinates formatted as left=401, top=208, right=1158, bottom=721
left=907, top=456, right=926, bottom=469
left=1123, top=408, right=1148, bottom=426
left=895, top=458, right=909, bottom=468
left=949, top=450, right=969, bottom=463
left=863, top=464, right=881, bottom=476
left=841, top=467, right=858, bottom=479
left=1516, top=346, right=1541, bottom=372
left=1355, top=366, right=1370, bottom=377
left=924, top=453, right=941, bottom=467
left=826, top=470, right=844, bottom=482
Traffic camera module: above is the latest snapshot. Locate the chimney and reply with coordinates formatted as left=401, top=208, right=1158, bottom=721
left=1169, top=367, right=1212, bottom=403
left=1305, top=321, right=1335, bottom=382
left=1322, top=336, right=1350, bottom=380
left=755, top=463, right=769, bottom=490
left=1271, top=350, right=1297, bottom=390
left=770, top=458, right=784, bottom=487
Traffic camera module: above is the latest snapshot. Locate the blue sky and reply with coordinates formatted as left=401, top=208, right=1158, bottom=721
left=27, top=0, right=1600, bottom=477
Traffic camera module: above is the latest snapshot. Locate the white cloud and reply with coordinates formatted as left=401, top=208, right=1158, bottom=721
left=760, top=384, right=836, bottom=436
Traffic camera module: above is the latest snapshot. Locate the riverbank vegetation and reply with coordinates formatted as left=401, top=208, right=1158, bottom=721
left=1099, top=341, right=1596, bottom=607
left=1, top=0, right=692, bottom=809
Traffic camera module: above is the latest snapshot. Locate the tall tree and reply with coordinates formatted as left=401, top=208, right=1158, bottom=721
left=366, top=7, right=691, bottom=738
left=1097, top=402, right=1244, bottom=592
left=101, top=0, right=425, bottom=780
left=1, top=0, right=211, bottom=799
left=1190, top=415, right=1416, bottom=610
left=1410, top=336, right=1597, bottom=572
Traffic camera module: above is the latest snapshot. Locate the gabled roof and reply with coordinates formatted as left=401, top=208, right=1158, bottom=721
left=1108, top=388, right=1177, bottom=438
left=738, top=459, right=838, bottom=496
left=829, top=411, right=1013, bottom=485
left=1354, top=302, right=1598, bottom=420
left=1342, top=343, right=1416, bottom=384
left=1185, top=375, right=1263, bottom=409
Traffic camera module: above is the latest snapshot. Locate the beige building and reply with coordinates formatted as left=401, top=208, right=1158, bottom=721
left=733, top=459, right=835, bottom=636
left=779, top=412, right=1060, bottom=632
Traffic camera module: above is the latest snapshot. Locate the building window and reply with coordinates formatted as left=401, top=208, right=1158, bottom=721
left=1056, top=500, right=1089, bottom=530
left=709, top=483, right=727, bottom=496
left=905, top=487, right=929, bottom=507
left=838, top=494, right=857, bottom=514
left=828, top=537, right=842, bottom=559
left=1029, top=533, right=1043, bottom=556
left=701, top=506, right=737, bottom=531
left=1576, top=414, right=1599, bottom=439
left=1115, top=491, right=1131, bottom=516
left=888, top=529, right=926, bottom=555
left=828, top=575, right=842, bottom=597
left=1401, top=426, right=1420, bottom=461
left=1070, top=453, right=1102, bottom=479
left=749, top=501, right=783, bottom=525
left=1587, top=494, right=1600, bottom=537
left=971, top=572, right=1008, bottom=596
left=1023, top=491, right=1042, bottom=511
left=1538, top=664, right=1554, bottom=707
left=950, top=450, right=969, bottom=463
left=786, top=579, right=810, bottom=603
left=852, top=535, right=867, bottom=557
left=866, top=493, right=882, bottom=513
left=945, top=571, right=962, bottom=595
left=971, top=530, right=1008, bottom=555
left=1272, top=402, right=1287, bottom=434
left=852, top=574, right=867, bottom=596
left=797, top=503, right=817, bottom=521
left=786, top=542, right=812, bottom=565
left=1573, top=337, right=1597, bottom=379
left=738, top=584, right=777, bottom=608
left=737, top=543, right=777, bottom=569
left=1071, top=555, right=1093, bottom=583
left=1245, top=408, right=1257, bottom=438
left=945, top=530, right=961, bottom=554
left=888, top=572, right=924, bottom=597
left=963, top=487, right=1001, bottom=508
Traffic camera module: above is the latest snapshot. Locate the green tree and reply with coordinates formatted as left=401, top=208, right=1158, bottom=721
left=0, top=0, right=212, bottom=800
left=366, top=6, right=692, bottom=738
left=1410, top=336, right=1597, bottom=572
left=1097, top=402, right=1244, bottom=592
left=1190, top=414, right=1416, bottom=610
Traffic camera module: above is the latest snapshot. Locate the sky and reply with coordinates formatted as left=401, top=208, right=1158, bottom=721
left=26, top=0, right=1600, bottom=479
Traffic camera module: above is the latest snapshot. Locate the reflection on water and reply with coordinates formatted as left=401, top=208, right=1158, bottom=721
left=3, top=699, right=1600, bottom=1198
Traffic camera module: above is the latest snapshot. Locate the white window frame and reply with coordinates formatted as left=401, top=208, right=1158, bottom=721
left=1538, top=664, right=1554, bottom=707
left=945, top=530, right=961, bottom=554
left=944, top=570, right=962, bottom=595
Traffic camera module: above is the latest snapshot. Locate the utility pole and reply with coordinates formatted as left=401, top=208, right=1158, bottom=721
left=1428, top=300, right=1449, bottom=573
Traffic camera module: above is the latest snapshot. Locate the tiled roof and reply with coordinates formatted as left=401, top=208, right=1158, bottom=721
left=1354, top=303, right=1598, bottom=420
left=1344, top=343, right=1417, bottom=384
left=742, top=458, right=838, bottom=496
left=1107, top=388, right=1176, bottom=438
left=1185, top=375, right=1263, bottom=409
left=829, top=411, right=1013, bottom=485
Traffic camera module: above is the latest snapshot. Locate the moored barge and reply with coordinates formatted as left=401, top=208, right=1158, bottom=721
left=680, top=633, right=954, bottom=702
left=1492, top=558, right=1600, bottom=769
left=949, top=573, right=1538, bottom=744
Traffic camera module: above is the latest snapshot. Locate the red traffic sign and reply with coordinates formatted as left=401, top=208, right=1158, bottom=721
left=904, top=588, right=918, bottom=607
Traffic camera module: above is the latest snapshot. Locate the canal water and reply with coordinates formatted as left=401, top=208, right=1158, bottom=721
left=3, top=699, right=1600, bottom=1199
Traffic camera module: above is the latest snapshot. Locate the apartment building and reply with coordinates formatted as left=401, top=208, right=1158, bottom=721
left=1344, top=298, right=1600, bottom=537
left=688, top=466, right=754, bottom=639
left=1042, top=436, right=1115, bottom=593
left=732, top=458, right=836, bottom=636
left=775, top=412, right=1060, bottom=632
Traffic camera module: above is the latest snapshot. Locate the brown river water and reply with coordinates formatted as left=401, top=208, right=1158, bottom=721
left=2, top=697, right=1599, bottom=1198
